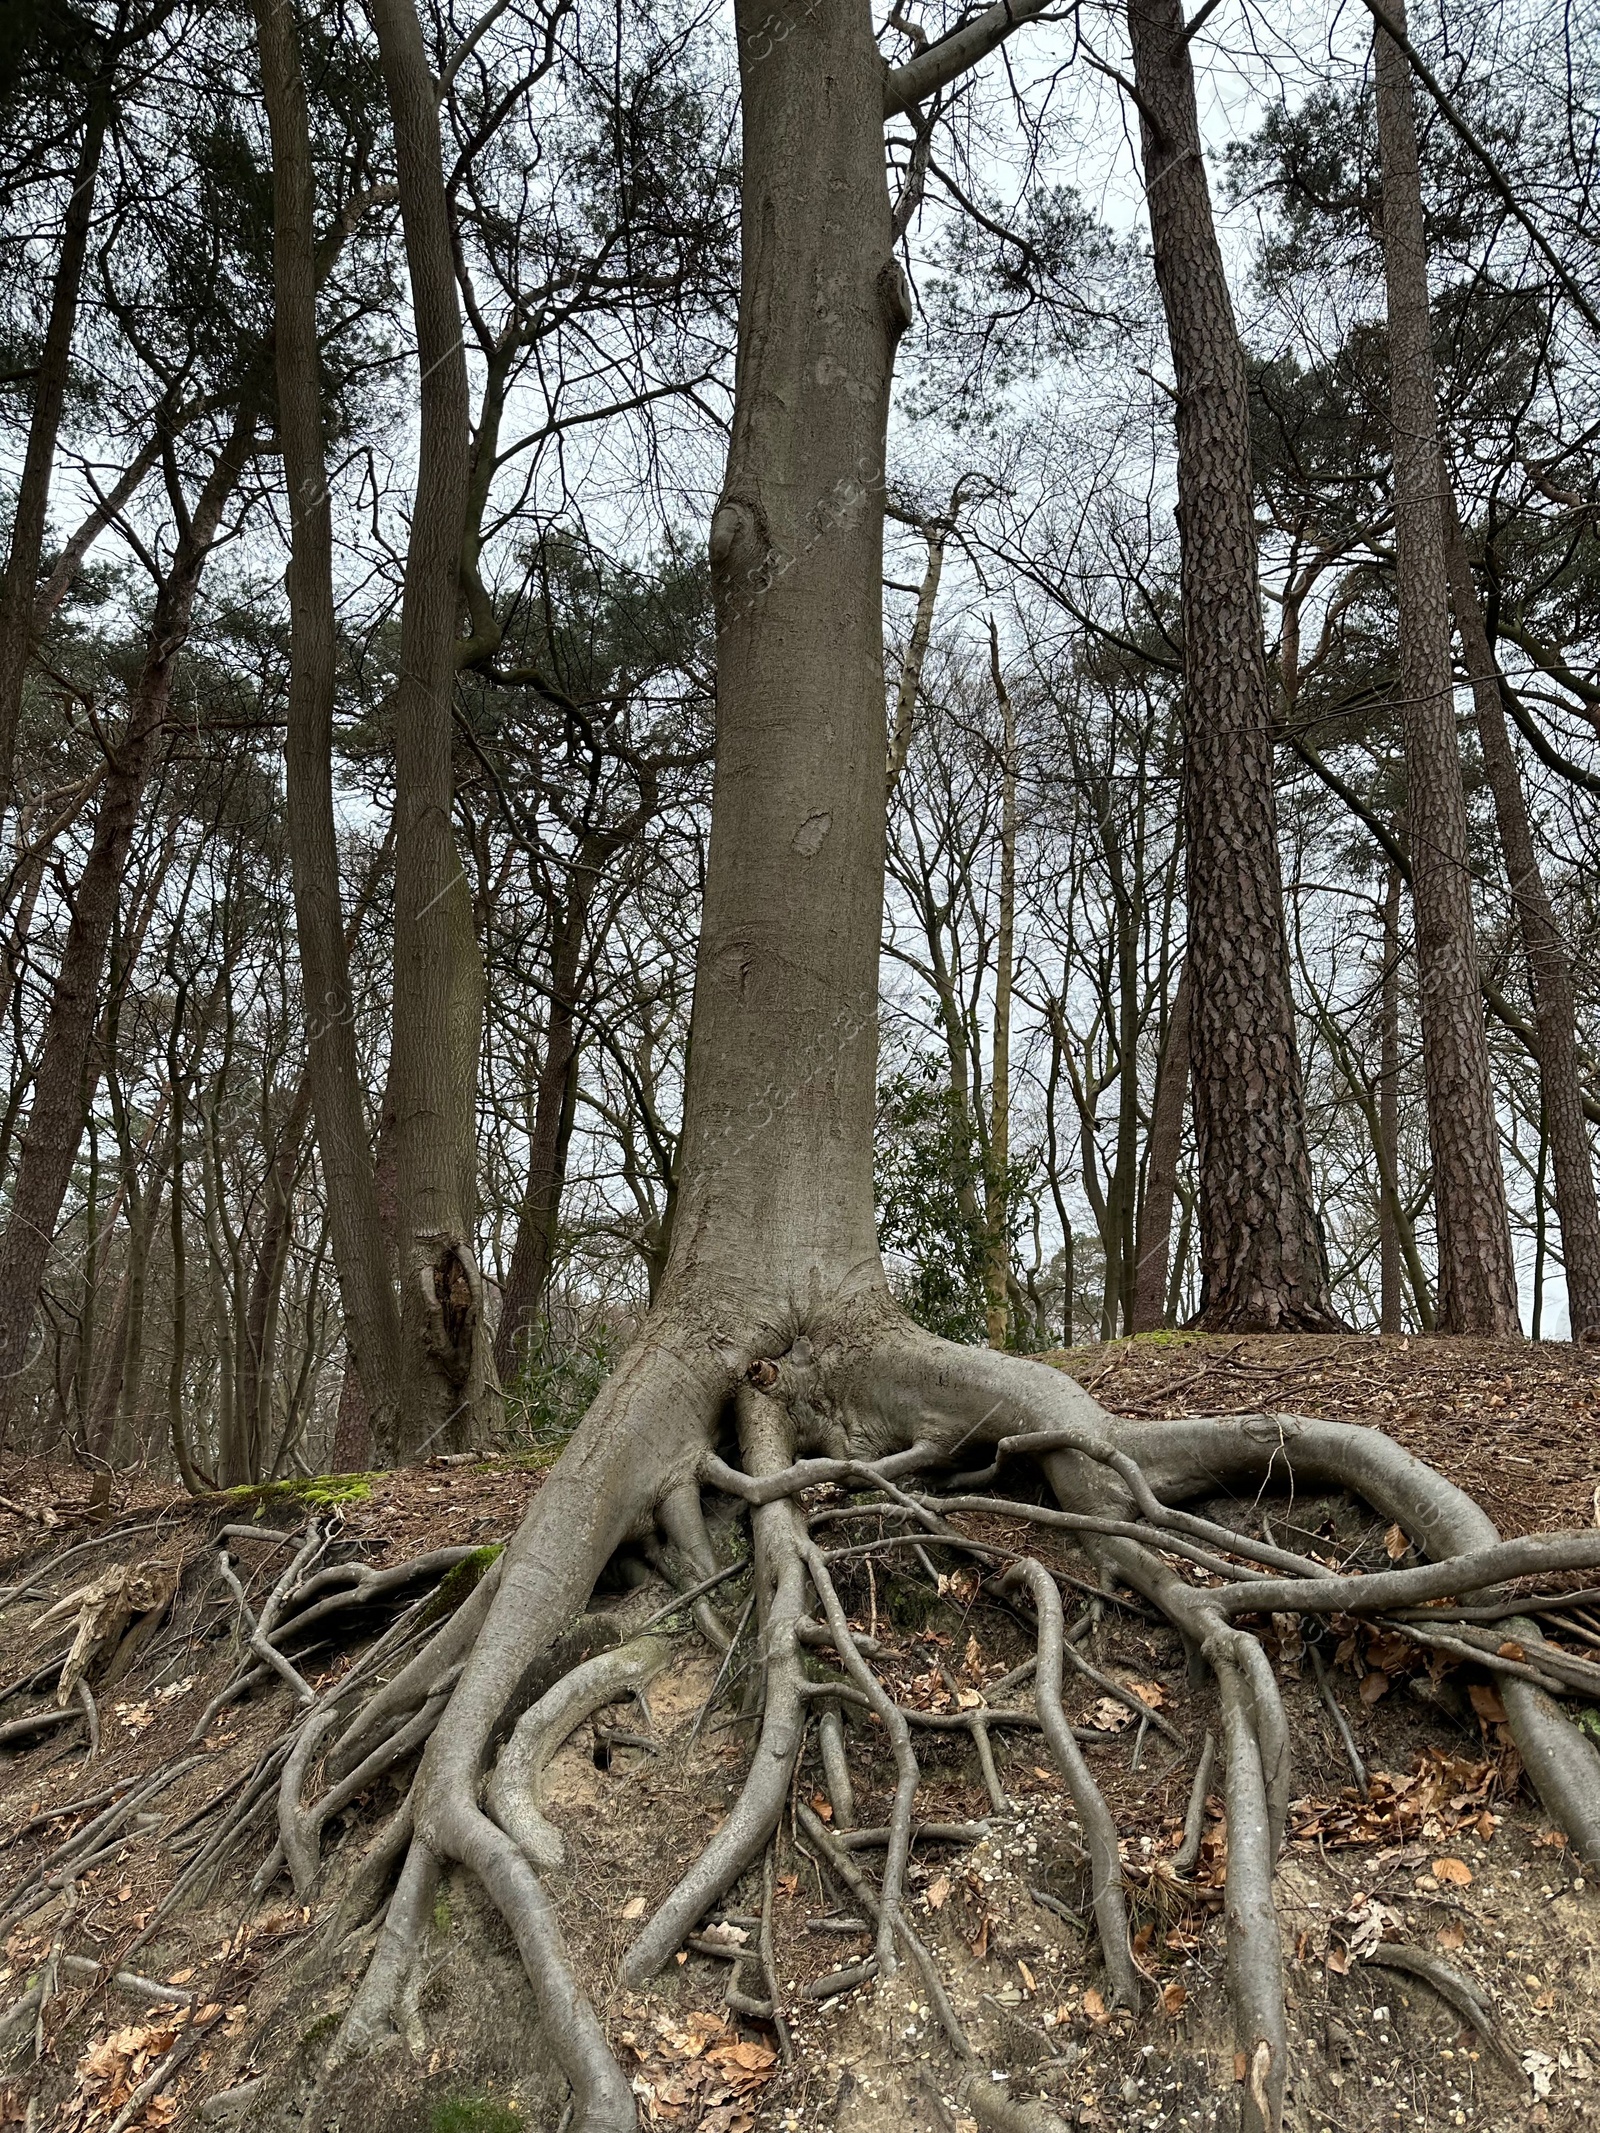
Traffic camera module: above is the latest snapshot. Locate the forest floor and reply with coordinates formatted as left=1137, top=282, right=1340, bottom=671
left=0, top=1332, right=1597, bottom=2133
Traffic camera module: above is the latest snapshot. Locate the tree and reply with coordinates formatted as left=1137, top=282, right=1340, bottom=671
left=271, top=16, right=1600, bottom=2133
left=1126, top=0, right=1341, bottom=1332
left=1372, top=2, right=1520, bottom=1334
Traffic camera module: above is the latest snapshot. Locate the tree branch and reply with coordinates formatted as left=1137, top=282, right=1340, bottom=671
left=884, top=0, right=1055, bottom=118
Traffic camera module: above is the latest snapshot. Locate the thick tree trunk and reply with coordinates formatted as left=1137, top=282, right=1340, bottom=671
left=0, top=406, right=256, bottom=1432
left=1127, top=0, right=1340, bottom=1333
left=0, top=72, right=109, bottom=809
left=370, top=0, right=493, bottom=1458
left=253, top=0, right=412, bottom=1452
left=1373, top=6, right=1519, bottom=1336
left=1441, top=497, right=1600, bottom=1338
left=657, top=0, right=906, bottom=1321
left=1132, top=959, right=1191, bottom=1333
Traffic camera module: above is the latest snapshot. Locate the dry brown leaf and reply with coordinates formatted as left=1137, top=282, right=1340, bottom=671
left=926, top=1874, right=951, bottom=1911
left=1326, top=1942, right=1349, bottom=1976
left=1384, top=1523, right=1410, bottom=1561
left=1497, top=1641, right=1527, bottom=1662
left=1160, top=1981, right=1187, bottom=2016
left=1126, top=1680, right=1166, bottom=1709
left=1431, top=1857, right=1473, bottom=1887
left=1082, top=1987, right=1107, bottom=2023
left=1359, top=1670, right=1391, bottom=1706
left=1089, top=1696, right=1133, bottom=1732
left=1018, top=1959, right=1036, bottom=1993
left=809, top=1793, right=833, bottom=1823
left=1468, top=1681, right=1508, bottom=1724
left=1436, top=1920, right=1467, bottom=1951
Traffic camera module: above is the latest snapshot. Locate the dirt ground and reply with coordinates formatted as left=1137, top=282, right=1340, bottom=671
left=0, top=1333, right=1597, bottom=2133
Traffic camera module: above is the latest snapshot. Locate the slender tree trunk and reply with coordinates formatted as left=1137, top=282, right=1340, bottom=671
left=886, top=513, right=948, bottom=792
left=984, top=623, right=1016, bottom=1349
left=1440, top=496, right=1600, bottom=1338
left=1379, top=866, right=1404, bottom=1334
left=0, top=73, right=109, bottom=808
left=1127, top=0, right=1340, bottom=1332
left=238, top=1076, right=313, bottom=1477
left=370, top=0, right=492, bottom=1457
left=253, top=0, right=412, bottom=1449
left=493, top=881, right=591, bottom=1383
left=1132, top=960, right=1191, bottom=1332
left=0, top=405, right=256, bottom=1431
left=1373, top=5, right=1519, bottom=1336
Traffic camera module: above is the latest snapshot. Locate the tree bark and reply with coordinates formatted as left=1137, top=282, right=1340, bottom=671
left=1378, top=866, right=1404, bottom=1334
left=370, top=0, right=493, bottom=1457
left=1132, top=959, right=1191, bottom=1333
left=1127, top=0, right=1340, bottom=1332
left=0, top=403, right=257, bottom=1433
left=0, top=68, right=109, bottom=809
left=1441, top=496, right=1600, bottom=1339
left=253, top=0, right=411, bottom=1452
left=984, top=621, right=1016, bottom=1349
left=658, top=0, right=908, bottom=1320
left=1373, top=3, right=1519, bottom=1336
left=492, top=890, right=587, bottom=1385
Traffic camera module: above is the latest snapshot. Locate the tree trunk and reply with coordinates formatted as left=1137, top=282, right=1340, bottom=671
left=657, top=0, right=907, bottom=1319
left=0, top=404, right=257, bottom=1432
left=1440, top=496, right=1600, bottom=1338
left=0, top=71, right=109, bottom=808
left=1373, top=4, right=1519, bottom=1336
left=1378, top=866, right=1404, bottom=1334
left=1132, top=960, right=1191, bottom=1332
left=493, top=881, right=591, bottom=1383
left=370, top=0, right=492, bottom=1458
left=984, top=622, right=1016, bottom=1350
left=253, top=0, right=411, bottom=1450
left=1127, top=0, right=1340, bottom=1333
left=886, top=513, right=947, bottom=792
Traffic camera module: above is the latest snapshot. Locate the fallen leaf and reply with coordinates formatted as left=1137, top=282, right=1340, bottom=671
left=1432, top=1857, right=1473, bottom=1887
left=1082, top=1987, right=1107, bottom=2024
left=1436, top=1920, right=1466, bottom=1951
left=1384, top=1523, right=1410, bottom=1561
left=1326, top=1942, right=1350, bottom=1976
left=926, top=1875, right=950, bottom=1911
left=1127, top=1680, right=1166, bottom=1709
left=1359, top=1670, right=1391, bottom=1706
left=1160, top=1981, right=1187, bottom=2016
left=1497, top=1641, right=1527, bottom=1663
left=1468, top=1682, right=1507, bottom=1725
left=810, top=1793, right=833, bottom=1823
left=621, top=1896, right=647, bottom=1920
left=1088, top=1697, right=1133, bottom=1732
left=1018, top=1959, right=1036, bottom=1993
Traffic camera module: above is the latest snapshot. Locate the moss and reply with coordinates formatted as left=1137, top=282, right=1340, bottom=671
left=298, top=2011, right=340, bottom=2048
left=429, top=2101, right=523, bottom=2133
left=222, top=1472, right=377, bottom=1512
left=415, top=1543, right=504, bottom=1630
left=433, top=1889, right=453, bottom=1935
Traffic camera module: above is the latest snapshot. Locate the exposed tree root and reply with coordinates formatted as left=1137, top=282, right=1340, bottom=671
left=20, top=1316, right=1600, bottom=2131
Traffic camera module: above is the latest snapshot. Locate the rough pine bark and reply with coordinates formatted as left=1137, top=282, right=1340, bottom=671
left=1441, top=496, right=1600, bottom=1339
left=1127, top=0, right=1340, bottom=1331
left=370, top=0, right=494, bottom=1455
left=1373, top=6, right=1519, bottom=1336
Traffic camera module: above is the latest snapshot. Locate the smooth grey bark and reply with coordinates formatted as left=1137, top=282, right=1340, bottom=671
left=1440, top=497, right=1600, bottom=1339
left=1127, top=0, right=1340, bottom=1332
left=369, top=0, right=493, bottom=1458
left=252, top=0, right=410, bottom=1457
left=1131, top=960, right=1191, bottom=1333
left=1373, top=2, right=1519, bottom=1335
